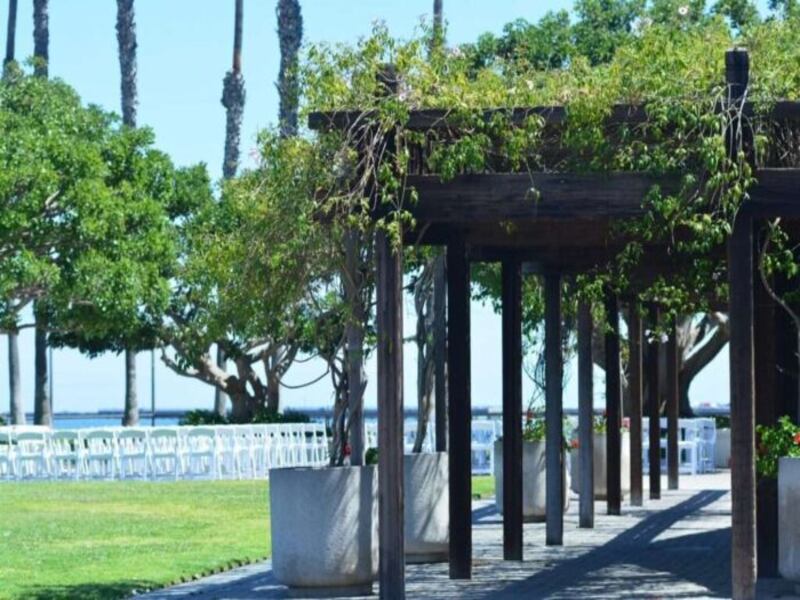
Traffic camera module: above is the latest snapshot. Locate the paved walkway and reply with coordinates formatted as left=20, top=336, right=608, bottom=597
left=138, top=472, right=799, bottom=599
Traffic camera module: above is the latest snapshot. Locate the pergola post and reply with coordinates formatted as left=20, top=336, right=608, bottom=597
left=578, top=301, right=595, bottom=527
left=755, top=230, right=779, bottom=577
left=727, top=47, right=757, bottom=600
left=433, top=253, right=448, bottom=453
left=544, top=271, right=564, bottom=545
left=646, top=304, right=661, bottom=500
left=501, top=259, right=523, bottom=560
left=604, top=290, right=622, bottom=516
left=628, top=304, right=644, bottom=507
left=666, top=321, right=679, bottom=490
left=375, top=229, right=405, bottom=599
left=447, top=235, right=471, bottom=579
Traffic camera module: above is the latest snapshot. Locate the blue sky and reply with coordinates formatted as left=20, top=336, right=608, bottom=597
left=0, top=0, right=744, bottom=416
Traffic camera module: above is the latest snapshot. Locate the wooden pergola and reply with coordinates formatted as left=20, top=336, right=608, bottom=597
left=311, top=49, right=800, bottom=600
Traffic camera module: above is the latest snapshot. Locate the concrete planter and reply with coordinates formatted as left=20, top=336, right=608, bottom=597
left=715, top=428, right=731, bottom=469
left=569, top=432, right=631, bottom=499
left=270, top=465, right=378, bottom=596
left=494, top=439, right=570, bottom=522
left=405, top=452, right=449, bottom=563
left=779, top=457, right=800, bottom=583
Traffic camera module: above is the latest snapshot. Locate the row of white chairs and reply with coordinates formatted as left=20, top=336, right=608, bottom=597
left=0, top=423, right=329, bottom=481
left=642, top=417, right=717, bottom=475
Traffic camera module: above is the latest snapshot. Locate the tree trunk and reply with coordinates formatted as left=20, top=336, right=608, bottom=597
left=412, top=258, right=435, bottom=453
left=343, top=230, right=366, bottom=464
left=214, top=347, right=227, bottom=417
left=32, top=0, right=48, bottom=77
left=4, top=0, right=18, bottom=69
left=33, top=310, right=51, bottom=426
left=276, top=0, right=302, bottom=138
left=432, top=253, right=447, bottom=451
left=266, top=369, right=280, bottom=414
left=116, top=0, right=137, bottom=128
left=122, top=350, right=138, bottom=426
left=8, top=329, right=23, bottom=424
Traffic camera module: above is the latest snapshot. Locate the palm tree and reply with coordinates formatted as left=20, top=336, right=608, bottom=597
left=5, top=1, right=24, bottom=425
left=216, top=0, right=246, bottom=417
left=32, top=0, right=48, bottom=77
left=32, top=0, right=50, bottom=426
left=4, top=0, right=18, bottom=69
left=116, top=0, right=139, bottom=426
left=276, top=0, right=302, bottom=137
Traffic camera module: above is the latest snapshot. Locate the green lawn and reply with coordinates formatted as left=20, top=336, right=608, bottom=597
left=0, top=481, right=270, bottom=600
left=0, top=475, right=496, bottom=600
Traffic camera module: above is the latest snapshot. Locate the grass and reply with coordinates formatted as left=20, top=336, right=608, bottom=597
left=0, top=475, right=496, bottom=600
left=0, top=481, right=270, bottom=600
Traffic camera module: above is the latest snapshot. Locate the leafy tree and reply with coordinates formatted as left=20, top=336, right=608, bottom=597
left=573, top=0, right=645, bottom=65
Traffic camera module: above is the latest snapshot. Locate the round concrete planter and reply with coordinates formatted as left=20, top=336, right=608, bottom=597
left=715, top=428, right=731, bottom=469
left=569, top=432, right=631, bottom=499
left=270, top=465, right=378, bottom=596
left=779, top=457, right=800, bottom=583
left=494, top=439, right=570, bottom=521
left=404, top=452, right=449, bottom=563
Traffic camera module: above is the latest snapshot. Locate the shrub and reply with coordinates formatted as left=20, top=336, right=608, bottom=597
left=251, top=409, right=310, bottom=424
left=0, top=415, right=5, bottom=426
left=756, top=416, right=800, bottom=479
left=179, top=410, right=229, bottom=426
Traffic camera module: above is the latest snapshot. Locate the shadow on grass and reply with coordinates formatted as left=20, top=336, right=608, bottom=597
left=23, top=580, right=161, bottom=600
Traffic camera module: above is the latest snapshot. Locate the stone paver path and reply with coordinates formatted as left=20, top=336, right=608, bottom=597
left=138, top=472, right=799, bottom=599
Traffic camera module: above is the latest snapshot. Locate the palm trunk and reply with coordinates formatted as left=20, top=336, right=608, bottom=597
left=4, top=0, right=18, bottom=69
left=122, top=350, right=138, bottom=426
left=276, top=0, right=302, bottom=138
left=33, top=311, right=51, bottom=426
left=32, top=0, right=48, bottom=77
left=432, top=0, right=444, bottom=50
left=8, top=329, right=23, bottom=424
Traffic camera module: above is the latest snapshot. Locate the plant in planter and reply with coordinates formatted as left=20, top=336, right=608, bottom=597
left=495, top=407, right=571, bottom=522
left=569, top=414, right=631, bottom=499
left=757, top=417, right=800, bottom=583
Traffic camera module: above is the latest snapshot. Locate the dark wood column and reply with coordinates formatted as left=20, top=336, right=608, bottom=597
left=447, top=235, right=471, bottom=579
left=727, top=47, right=757, bottom=600
left=375, top=229, right=405, bottom=599
left=646, top=304, right=661, bottom=500
left=544, top=272, right=564, bottom=545
left=666, top=321, right=679, bottom=490
left=754, top=229, right=778, bottom=578
left=433, top=253, right=448, bottom=453
left=604, top=290, right=622, bottom=516
left=628, top=305, right=644, bottom=507
left=578, top=301, right=595, bottom=527
left=501, top=259, right=523, bottom=560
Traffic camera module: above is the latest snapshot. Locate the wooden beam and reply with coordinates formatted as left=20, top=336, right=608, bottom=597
left=604, top=290, right=622, bottom=516
left=647, top=304, right=661, bottom=501
left=433, top=253, right=448, bottom=452
left=375, top=229, right=405, bottom=599
left=578, top=301, right=595, bottom=527
left=403, top=173, right=678, bottom=223
left=666, top=321, right=679, bottom=491
left=545, top=272, right=564, bottom=545
left=628, top=305, right=644, bottom=507
left=501, top=260, right=523, bottom=560
left=447, top=235, right=472, bottom=579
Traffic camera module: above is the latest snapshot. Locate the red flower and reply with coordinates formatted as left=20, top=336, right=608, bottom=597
left=343, top=443, right=352, bottom=457
left=570, top=439, right=580, bottom=449
left=526, top=409, right=534, bottom=422
left=794, top=432, right=800, bottom=446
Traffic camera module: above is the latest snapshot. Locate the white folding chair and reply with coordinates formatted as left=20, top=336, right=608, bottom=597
left=0, top=431, right=16, bottom=479
left=82, top=430, right=117, bottom=479
left=471, top=421, right=496, bottom=475
left=215, top=427, right=241, bottom=478
left=118, top=429, right=149, bottom=480
left=49, top=431, right=83, bottom=480
left=696, top=418, right=717, bottom=473
left=184, top=427, right=220, bottom=480
left=148, top=429, right=183, bottom=479
left=234, top=425, right=256, bottom=477
left=15, top=431, right=50, bottom=479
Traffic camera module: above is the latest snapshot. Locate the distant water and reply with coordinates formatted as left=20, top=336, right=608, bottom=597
left=53, top=416, right=180, bottom=429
